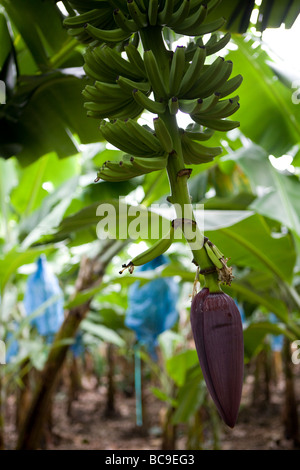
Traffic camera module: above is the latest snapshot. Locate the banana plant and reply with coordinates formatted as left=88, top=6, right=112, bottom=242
left=62, top=0, right=247, bottom=427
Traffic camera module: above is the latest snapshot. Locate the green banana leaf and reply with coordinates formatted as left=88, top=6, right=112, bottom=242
left=224, top=143, right=300, bottom=261
left=0, top=0, right=69, bottom=68
left=166, top=349, right=199, bottom=387
left=206, top=213, right=296, bottom=283
left=227, top=36, right=300, bottom=157
left=0, top=12, right=11, bottom=71
left=0, top=245, right=54, bottom=295
left=0, top=72, right=103, bottom=165
left=11, top=152, right=81, bottom=216
left=171, top=366, right=205, bottom=425
left=81, top=319, right=125, bottom=347
left=209, top=0, right=300, bottom=33
left=243, top=321, right=294, bottom=362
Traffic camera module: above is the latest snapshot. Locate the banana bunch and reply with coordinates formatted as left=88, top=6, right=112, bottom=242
left=166, top=45, right=242, bottom=132
left=64, top=1, right=116, bottom=44
left=64, top=1, right=226, bottom=42
left=97, top=154, right=168, bottom=182
left=120, top=221, right=176, bottom=274
left=96, top=117, right=171, bottom=181
left=83, top=43, right=148, bottom=120
left=64, top=0, right=242, bottom=182
left=99, top=118, right=165, bottom=156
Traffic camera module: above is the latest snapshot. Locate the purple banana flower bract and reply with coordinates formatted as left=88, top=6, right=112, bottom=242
left=190, top=288, right=244, bottom=428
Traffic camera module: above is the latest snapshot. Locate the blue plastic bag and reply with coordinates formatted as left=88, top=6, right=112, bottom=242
left=24, top=255, right=64, bottom=340
left=70, top=331, right=85, bottom=358
left=5, top=330, right=19, bottom=363
left=269, top=313, right=284, bottom=352
left=125, top=255, right=179, bottom=358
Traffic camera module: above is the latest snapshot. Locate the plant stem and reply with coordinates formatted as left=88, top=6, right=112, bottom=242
left=140, top=27, right=220, bottom=292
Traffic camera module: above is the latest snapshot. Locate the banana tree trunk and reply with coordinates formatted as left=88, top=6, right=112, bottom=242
left=161, top=405, right=177, bottom=450
left=67, top=357, right=82, bottom=418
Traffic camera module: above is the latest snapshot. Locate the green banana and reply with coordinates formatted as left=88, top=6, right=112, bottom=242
left=130, top=31, right=140, bottom=48
left=83, top=84, right=126, bottom=103
left=100, top=119, right=160, bottom=156
left=127, top=0, right=148, bottom=29
left=122, top=223, right=175, bottom=271
left=216, top=74, right=243, bottom=98
left=148, top=0, right=159, bottom=26
left=106, top=0, right=127, bottom=12
left=181, top=132, right=222, bottom=164
left=125, top=155, right=168, bottom=171
left=85, top=98, right=143, bottom=120
left=83, top=61, right=112, bottom=82
left=116, top=76, right=151, bottom=94
left=100, top=120, right=149, bottom=155
left=66, top=27, right=89, bottom=44
left=84, top=23, right=131, bottom=43
left=204, top=241, right=223, bottom=269
left=185, top=57, right=228, bottom=99
left=64, top=8, right=103, bottom=27
left=153, top=117, right=174, bottom=153
left=99, top=153, right=167, bottom=182
left=169, top=46, right=186, bottom=97
left=82, top=87, right=97, bottom=102
left=84, top=99, right=132, bottom=114
left=168, top=0, right=191, bottom=27
left=196, top=61, right=234, bottom=99
left=206, top=0, right=222, bottom=14
left=158, top=0, right=174, bottom=25
left=191, top=115, right=240, bottom=132
left=94, top=80, right=131, bottom=100
left=205, top=32, right=231, bottom=56
left=190, top=92, right=221, bottom=114
left=98, top=161, right=142, bottom=182
left=134, top=0, right=146, bottom=11
left=183, top=124, right=214, bottom=141
left=178, top=98, right=205, bottom=115
left=144, top=49, right=168, bottom=99
left=178, top=46, right=206, bottom=97
left=172, top=4, right=208, bottom=35
left=168, top=97, right=179, bottom=115
left=124, top=119, right=164, bottom=153
left=124, top=44, right=146, bottom=76
left=132, top=89, right=167, bottom=114
left=113, top=8, right=138, bottom=32
left=189, top=0, right=208, bottom=10
left=184, top=39, right=202, bottom=62
left=174, top=16, right=226, bottom=37
left=84, top=48, right=117, bottom=82
left=100, top=45, right=144, bottom=80
left=197, top=96, right=240, bottom=119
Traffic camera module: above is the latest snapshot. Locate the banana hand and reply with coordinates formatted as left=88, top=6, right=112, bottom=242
left=120, top=222, right=175, bottom=273
left=153, top=117, right=174, bottom=153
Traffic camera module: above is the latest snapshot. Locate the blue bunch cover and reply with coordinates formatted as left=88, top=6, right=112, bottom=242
left=24, top=255, right=64, bottom=338
left=70, top=331, right=85, bottom=358
left=235, top=300, right=246, bottom=324
left=125, top=255, right=179, bottom=357
left=269, top=313, right=284, bottom=352
left=5, top=330, right=19, bottom=363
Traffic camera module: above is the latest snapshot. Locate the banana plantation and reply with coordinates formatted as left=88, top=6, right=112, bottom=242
left=0, top=0, right=300, bottom=452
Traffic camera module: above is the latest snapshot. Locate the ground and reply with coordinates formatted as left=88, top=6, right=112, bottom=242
left=4, top=354, right=300, bottom=450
